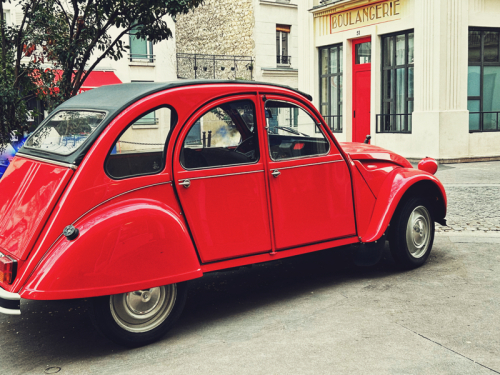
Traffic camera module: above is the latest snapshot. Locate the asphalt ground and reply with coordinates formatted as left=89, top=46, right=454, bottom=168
left=0, top=161, right=499, bottom=374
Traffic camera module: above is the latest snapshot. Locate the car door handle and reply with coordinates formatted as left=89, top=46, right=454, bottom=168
left=179, top=179, right=191, bottom=188
left=271, top=169, right=281, bottom=178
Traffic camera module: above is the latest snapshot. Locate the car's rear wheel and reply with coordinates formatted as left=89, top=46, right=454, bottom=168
left=389, top=197, right=434, bottom=269
left=91, top=282, right=188, bottom=347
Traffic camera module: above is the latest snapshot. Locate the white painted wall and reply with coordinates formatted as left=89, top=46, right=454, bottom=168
left=301, top=0, right=500, bottom=160
left=253, top=0, right=299, bottom=88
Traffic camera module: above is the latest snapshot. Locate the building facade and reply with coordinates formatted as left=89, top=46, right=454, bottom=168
left=1, top=2, right=178, bottom=177
left=299, top=0, right=500, bottom=162
left=175, top=0, right=299, bottom=88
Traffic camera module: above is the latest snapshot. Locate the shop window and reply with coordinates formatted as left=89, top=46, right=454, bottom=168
left=467, top=28, right=500, bottom=132
left=129, top=25, right=154, bottom=62
left=378, top=30, right=414, bottom=133
left=276, top=25, right=290, bottom=65
left=319, top=44, right=343, bottom=133
left=106, top=106, right=176, bottom=179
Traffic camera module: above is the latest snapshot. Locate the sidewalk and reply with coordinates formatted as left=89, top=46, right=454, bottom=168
left=433, top=160, right=500, bottom=235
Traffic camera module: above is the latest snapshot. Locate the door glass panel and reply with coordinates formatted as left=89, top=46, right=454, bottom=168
left=106, top=107, right=174, bottom=179
left=396, top=34, right=405, bottom=65
left=408, top=67, right=414, bottom=98
left=408, top=33, right=414, bottom=64
left=484, top=31, right=499, bottom=62
left=330, top=76, right=338, bottom=115
left=330, top=47, right=338, bottom=74
left=383, top=36, right=393, bottom=67
left=483, top=66, right=500, bottom=130
left=321, top=77, right=328, bottom=103
left=355, top=42, right=371, bottom=64
left=469, top=31, right=481, bottom=62
left=467, top=66, right=481, bottom=97
left=321, top=48, right=328, bottom=75
left=339, top=45, right=343, bottom=73
left=483, top=66, right=500, bottom=111
left=265, top=101, right=329, bottom=160
left=181, top=100, right=258, bottom=169
left=468, top=100, right=480, bottom=131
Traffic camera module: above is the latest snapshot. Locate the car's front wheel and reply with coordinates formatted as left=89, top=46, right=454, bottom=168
left=389, top=197, right=435, bottom=269
left=91, top=282, right=188, bottom=347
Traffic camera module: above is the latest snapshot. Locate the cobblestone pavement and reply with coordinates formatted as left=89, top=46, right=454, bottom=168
left=430, top=161, right=500, bottom=234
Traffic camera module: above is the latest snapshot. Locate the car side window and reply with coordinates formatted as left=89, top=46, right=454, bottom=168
left=105, top=106, right=177, bottom=179
left=265, top=100, right=330, bottom=161
left=180, top=100, right=259, bottom=169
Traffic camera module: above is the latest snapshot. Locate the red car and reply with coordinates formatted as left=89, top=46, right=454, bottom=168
left=0, top=81, right=446, bottom=346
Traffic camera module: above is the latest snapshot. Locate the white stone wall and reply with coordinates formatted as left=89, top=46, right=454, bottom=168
left=253, top=0, right=299, bottom=88
left=303, top=0, right=500, bottom=160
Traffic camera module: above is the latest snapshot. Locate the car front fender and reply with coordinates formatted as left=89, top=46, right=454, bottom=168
left=20, top=198, right=202, bottom=300
left=361, top=168, right=447, bottom=243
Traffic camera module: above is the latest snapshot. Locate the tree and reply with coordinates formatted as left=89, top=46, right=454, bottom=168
left=0, top=0, right=204, bottom=151
left=0, top=0, right=57, bottom=152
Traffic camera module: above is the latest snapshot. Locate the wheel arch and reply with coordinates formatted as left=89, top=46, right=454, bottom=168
left=361, top=168, right=447, bottom=243
left=20, top=198, right=202, bottom=300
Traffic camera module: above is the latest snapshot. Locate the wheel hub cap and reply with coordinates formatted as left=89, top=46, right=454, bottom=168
left=110, top=284, right=177, bottom=333
left=406, top=205, right=432, bottom=259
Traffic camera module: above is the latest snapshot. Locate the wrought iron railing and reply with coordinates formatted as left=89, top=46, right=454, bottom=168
left=469, top=111, right=500, bottom=132
left=376, top=113, right=412, bottom=133
left=177, top=53, right=254, bottom=80
left=277, top=55, right=291, bottom=65
left=129, top=53, right=155, bottom=63
left=321, top=115, right=343, bottom=133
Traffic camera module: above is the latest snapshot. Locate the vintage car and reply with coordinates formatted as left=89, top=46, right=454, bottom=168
left=0, top=81, right=446, bottom=347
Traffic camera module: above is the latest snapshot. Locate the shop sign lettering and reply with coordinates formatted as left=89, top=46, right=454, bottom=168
left=330, top=0, right=402, bottom=33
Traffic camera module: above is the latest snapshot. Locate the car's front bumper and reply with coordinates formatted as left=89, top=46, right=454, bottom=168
left=0, top=286, right=20, bottom=315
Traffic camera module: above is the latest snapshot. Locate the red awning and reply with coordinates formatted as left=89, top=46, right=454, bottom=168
left=78, top=71, right=122, bottom=92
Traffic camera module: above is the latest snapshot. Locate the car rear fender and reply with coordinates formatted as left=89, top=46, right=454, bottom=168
left=20, top=198, right=202, bottom=300
left=361, top=168, right=447, bottom=243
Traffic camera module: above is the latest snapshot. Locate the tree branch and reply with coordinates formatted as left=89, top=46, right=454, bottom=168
left=72, top=26, right=131, bottom=96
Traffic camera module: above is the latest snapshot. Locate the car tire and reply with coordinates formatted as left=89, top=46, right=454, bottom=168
left=90, top=282, right=188, bottom=347
left=388, top=197, right=435, bottom=270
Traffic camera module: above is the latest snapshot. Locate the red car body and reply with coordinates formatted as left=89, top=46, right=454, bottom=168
left=0, top=81, right=446, bottom=345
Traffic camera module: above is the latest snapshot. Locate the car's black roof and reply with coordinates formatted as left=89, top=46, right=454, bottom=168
left=20, top=80, right=312, bottom=166
left=57, top=80, right=313, bottom=113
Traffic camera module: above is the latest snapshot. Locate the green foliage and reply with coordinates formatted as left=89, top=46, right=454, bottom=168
left=0, top=0, right=203, bottom=151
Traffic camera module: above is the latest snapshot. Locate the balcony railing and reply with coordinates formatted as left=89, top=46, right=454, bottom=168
left=177, top=53, right=254, bottom=80
left=376, top=113, right=412, bottom=133
left=277, top=55, right=291, bottom=65
left=129, top=53, right=155, bottom=63
left=321, top=115, right=342, bottom=133
left=469, top=111, right=500, bottom=132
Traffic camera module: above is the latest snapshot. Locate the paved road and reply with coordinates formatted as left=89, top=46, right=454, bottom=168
left=0, top=237, right=499, bottom=375
left=0, top=161, right=499, bottom=374
left=434, top=161, right=500, bottom=234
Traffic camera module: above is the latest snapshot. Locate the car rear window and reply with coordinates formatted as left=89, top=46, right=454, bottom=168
left=24, top=110, right=106, bottom=156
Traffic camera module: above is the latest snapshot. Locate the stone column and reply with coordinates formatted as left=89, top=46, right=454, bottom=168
left=413, top=0, right=469, bottom=160
left=298, top=0, right=317, bottom=103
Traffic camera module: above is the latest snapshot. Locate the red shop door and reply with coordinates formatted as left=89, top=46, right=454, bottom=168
left=352, top=37, right=372, bottom=143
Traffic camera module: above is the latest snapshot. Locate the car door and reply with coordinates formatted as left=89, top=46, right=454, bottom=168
left=173, top=95, right=273, bottom=263
left=263, top=97, right=356, bottom=250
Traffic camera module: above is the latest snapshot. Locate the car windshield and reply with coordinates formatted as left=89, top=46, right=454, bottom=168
left=24, top=110, right=106, bottom=156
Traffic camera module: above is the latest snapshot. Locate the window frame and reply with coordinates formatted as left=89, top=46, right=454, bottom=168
left=264, top=99, right=331, bottom=162
left=378, top=29, right=414, bottom=134
left=179, top=99, right=260, bottom=171
left=129, top=25, right=154, bottom=63
left=468, top=27, right=500, bottom=133
left=104, top=105, right=177, bottom=180
left=319, top=43, right=343, bottom=133
left=276, top=25, right=291, bottom=66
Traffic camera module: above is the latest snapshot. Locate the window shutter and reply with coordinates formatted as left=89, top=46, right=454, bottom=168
left=276, top=25, right=290, bottom=33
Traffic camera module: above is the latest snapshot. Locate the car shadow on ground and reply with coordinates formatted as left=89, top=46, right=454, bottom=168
left=0, top=242, right=447, bottom=369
